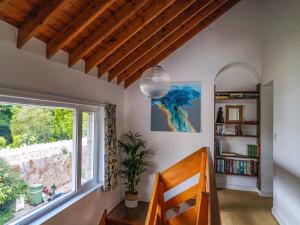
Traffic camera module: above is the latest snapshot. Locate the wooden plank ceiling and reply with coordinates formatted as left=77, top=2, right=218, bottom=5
left=0, top=0, right=240, bottom=88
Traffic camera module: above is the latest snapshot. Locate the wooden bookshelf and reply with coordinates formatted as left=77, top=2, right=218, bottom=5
left=214, top=85, right=261, bottom=188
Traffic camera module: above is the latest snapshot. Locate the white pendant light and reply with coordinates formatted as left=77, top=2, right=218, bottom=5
left=139, top=65, right=171, bottom=99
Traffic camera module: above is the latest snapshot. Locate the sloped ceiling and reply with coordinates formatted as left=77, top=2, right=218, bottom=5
left=0, top=0, right=240, bottom=88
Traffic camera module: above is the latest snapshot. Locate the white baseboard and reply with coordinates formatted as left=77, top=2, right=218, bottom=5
left=258, top=190, right=273, bottom=197
left=272, top=207, right=287, bottom=225
left=217, top=183, right=258, bottom=192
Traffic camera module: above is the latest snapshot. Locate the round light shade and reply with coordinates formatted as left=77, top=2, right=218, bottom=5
left=139, top=65, right=171, bottom=99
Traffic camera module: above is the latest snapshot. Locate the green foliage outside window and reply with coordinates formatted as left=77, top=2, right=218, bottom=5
left=10, top=106, right=55, bottom=147
left=53, top=108, right=74, bottom=140
left=0, top=158, right=28, bottom=224
left=0, top=105, right=76, bottom=148
left=0, top=105, right=13, bottom=144
left=0, top=137, right=6, bottom=148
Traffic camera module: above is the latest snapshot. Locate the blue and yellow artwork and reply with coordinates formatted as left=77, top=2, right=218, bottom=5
left=151, top=82, right=201, bottom=132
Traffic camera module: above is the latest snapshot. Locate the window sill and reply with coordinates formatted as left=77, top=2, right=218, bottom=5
left=11, top=184, right=103, bottom=225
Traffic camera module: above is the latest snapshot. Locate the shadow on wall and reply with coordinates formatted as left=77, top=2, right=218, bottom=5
left=137, top=146, right=157, bottom=201
left=273, top=162, right=300, bottom=223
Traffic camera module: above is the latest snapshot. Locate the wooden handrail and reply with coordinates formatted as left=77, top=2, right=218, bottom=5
left=145, top=147, right=220, bottom=225
left=207, top=149, right=221, bottom=225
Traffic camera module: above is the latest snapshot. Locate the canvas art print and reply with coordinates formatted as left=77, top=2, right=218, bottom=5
left=151, top=82, right=201, bottom=132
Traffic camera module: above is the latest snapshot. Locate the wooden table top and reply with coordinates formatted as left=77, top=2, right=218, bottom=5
left=107, top=201, right=149, bottom=225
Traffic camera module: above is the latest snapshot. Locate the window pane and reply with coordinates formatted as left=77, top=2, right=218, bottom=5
left=0, top=102, right=74, bottom=224
left=81, top=112, right=94, bottom=185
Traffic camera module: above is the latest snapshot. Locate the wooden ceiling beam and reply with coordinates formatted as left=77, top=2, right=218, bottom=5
left=117, top=0, right=227, bottom=84
left=98, top=0, right=197, bottom=79
left=109, top=0, right=214, bottom=81
left=124, top=0, right=241, bottom=88
left=17, top=0, right=65, bottom=49
left=85, top=0, right=177, bottom=73
left=69, top=0, right=148, bottom=67
left=46, top=0, right=115, bottom=59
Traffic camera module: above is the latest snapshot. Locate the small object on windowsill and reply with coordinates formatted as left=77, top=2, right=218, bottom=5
left=51, top=183, right=57, bottom=196
left=48, top=193, right=65, bottom=202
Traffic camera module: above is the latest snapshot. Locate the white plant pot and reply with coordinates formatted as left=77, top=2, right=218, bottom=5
left=13, top=195, right=25, bottom=212
left=125, top=193, right=138, bottom=208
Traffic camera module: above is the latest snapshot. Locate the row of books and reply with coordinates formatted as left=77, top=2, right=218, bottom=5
left=215, top=92, right=259, bottom=100
left=216, top=124, right=245, bottom=136
left=215, top=159, right=258, bottom=176
left=216, top=138, right=222, bottom=155
left=216, top=124, right=224, bottom=135
left=248, top=144, right=259, bottom=157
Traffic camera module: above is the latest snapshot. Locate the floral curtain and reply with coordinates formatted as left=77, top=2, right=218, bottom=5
left=103, top=104, right=118, bottom=192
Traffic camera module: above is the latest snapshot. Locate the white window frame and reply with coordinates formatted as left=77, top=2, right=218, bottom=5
left=0, top=87, right=105, bottom=225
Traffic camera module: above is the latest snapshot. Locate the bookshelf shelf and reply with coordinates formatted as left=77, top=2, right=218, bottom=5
left=216, top=172, right=258, bottom=177
left=215, top=98, right=258, bottom=102
left=215, top=91, right=259, bottom=102
left=216, top=121, right=258, bottom=125
left=216, top=134, right=258, bottom=138
left=215, top=154, right=259, bottom=160
left=215, top=90, right=259, bottom=94
left=214, top=85, right=261, bottom=190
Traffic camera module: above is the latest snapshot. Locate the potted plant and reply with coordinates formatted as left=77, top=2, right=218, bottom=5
left=119, top=132, right=151, bottom=208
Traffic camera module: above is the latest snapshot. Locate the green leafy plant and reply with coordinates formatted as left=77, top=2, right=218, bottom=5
left=0, top=209, right=13, bottom=225
left=0, top=105, right=13, bottom=145
left=119, top=132, right=151, bottom=195
left=0, top=137, right=6, bottom=148
left=53, top=109, right=74, bottom=140
left=10, top=106, right=55, bottom=147
left=0, top=158, right=28, bottom=224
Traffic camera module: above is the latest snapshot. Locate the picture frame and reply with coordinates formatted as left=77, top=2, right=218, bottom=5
left=225, top=105, right=243, bottom=123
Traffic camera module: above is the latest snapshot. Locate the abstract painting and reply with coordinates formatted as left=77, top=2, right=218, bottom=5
left=151, top=82, right=201, bottom=132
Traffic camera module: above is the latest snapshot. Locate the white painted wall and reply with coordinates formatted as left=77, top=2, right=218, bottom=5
left=124, top=0, right=262, bottom=200
left=260, top=83, right=273, bottom=196
left=215, top=67, right=258, bottom=91
left=0, top=22, right=124, bottom=225
left=261, top=0, right=300, bottom=224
